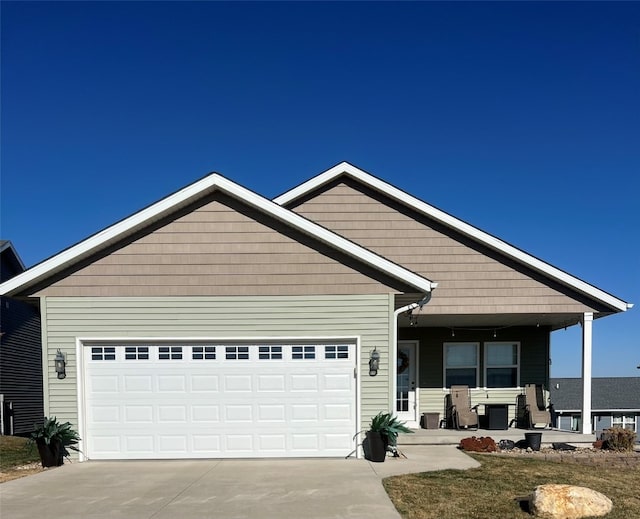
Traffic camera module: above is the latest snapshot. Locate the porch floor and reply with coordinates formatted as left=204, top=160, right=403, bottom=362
left=398, top=427, right=596, bottom=447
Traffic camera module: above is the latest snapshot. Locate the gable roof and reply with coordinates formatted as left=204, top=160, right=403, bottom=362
left=549, top=377, right=640, bottom=411
left=275, top=162, right=632, bottom=314
left=0, top=173, right=437, bottom=297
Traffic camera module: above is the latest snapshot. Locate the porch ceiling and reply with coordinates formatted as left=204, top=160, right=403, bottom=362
left=397, top=311, right=586, bottom=331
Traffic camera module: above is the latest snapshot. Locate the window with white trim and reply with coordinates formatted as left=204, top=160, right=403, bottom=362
left=159, top=346, right=183, bottom=360
left=225, top=346, right=249, bottom=360
left=258, top=346, right=283, bottom=360
left=484, top=342, right=519, bottom=388
left=125, top=346, right=149, bottom=360
left=612, top=414, right=637, bottom=432
left=91, top=346, right=116, bottom=361
left=444, top=343, right=478, bottom=388
left=325, top=345, right=349, bottom=359
left=192, top=346, right=216, bottom=360
left=292, top=346, right=315, bottom=359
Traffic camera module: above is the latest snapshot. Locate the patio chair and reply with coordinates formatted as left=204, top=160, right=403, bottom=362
left=523, top=383, right=551, bottom=429
left=447, top=385, right=479, bottom=430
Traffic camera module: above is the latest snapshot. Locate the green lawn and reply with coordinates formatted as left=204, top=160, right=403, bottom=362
left=0, top=435, right=44, bottom=483
left=0, top=436, right=40, bottom=471
left=383, top=454, right=640, bottom=519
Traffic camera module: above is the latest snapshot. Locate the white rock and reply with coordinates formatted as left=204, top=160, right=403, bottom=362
left=530, top=484, right=613, bottom=519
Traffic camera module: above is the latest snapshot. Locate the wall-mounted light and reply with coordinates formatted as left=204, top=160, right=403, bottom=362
left=369, top=348, right=380, bottom=377
left=55, top=349, right=66, bottom=379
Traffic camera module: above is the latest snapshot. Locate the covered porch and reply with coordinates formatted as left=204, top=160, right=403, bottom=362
left=392, top=294, right=604, bottom=436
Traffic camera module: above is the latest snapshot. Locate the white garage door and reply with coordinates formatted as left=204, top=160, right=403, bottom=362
left=83, top=342, right=357, bottom=459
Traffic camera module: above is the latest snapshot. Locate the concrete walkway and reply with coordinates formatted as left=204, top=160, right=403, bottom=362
left=0, top=446, right=477, bottom=519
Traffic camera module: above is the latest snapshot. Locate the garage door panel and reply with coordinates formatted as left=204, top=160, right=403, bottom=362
left=192, top=405, right=220, bottom=422
left=124, top=375, right=153, bottom=392
left=191, top=375, right=219, bottom=392
left=84, top=342, right=356, bottom=459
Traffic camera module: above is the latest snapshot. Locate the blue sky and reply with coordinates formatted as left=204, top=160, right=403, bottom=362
left=1, top=1, right=638, bottom=377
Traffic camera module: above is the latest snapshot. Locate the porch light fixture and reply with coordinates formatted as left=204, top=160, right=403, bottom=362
left=406, top=310, right=418, bottom=326
left=55, top=349, right=66, bottom=379
left=369, top=348, right=380, bottom=376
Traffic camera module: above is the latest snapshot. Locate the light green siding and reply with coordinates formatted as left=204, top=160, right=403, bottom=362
left=41, top=294, right=394, bottom=439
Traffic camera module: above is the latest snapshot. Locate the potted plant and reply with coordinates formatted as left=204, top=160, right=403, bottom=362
left=29, top=416, right=81, bottom=467
left=364, top=412, right=413, bottom=462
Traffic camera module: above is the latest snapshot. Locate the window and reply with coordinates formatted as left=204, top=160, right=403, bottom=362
left=125, top=346, right=149, bottom=360
left=571, top=414, right=582, bottom=432
left=292, top=346, right=316, bottom=359
left=192, top=346, right=216, bottom=360
left=485, top=342, right=519, bottom=388
left=258, top=346, right=282, bottom=360
left=159, top=346, right=183, bottom=360
left=225, top=346, right=249, bottom=360
left=612, top=414, right=637, bottom=432
left=91, top=346, right=115, bottom=361
left=444, top=343, right=478, bottom=388
left=325, top=345, right=349, bottom=359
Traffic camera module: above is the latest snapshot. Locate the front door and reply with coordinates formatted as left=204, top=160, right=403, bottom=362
left=396, top=341, right=418, bottom=425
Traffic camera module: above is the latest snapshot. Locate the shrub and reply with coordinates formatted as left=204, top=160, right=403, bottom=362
left=368, top=412, right=413, bottom=446
left=601, top=427, right=637, bottom=452
left=29, top=416, right=80, bottom=458
left=459, top=436, right=497, bottom=452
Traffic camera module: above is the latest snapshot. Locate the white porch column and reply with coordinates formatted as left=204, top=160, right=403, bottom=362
left=580, top=312, right=593, bottom=434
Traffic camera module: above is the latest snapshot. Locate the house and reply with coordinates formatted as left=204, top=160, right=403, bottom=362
left=550, top=377, right=640, bottom=437
left=0, top=240, right=43, bottom=435
left=0, top=162, right=632, bottom=459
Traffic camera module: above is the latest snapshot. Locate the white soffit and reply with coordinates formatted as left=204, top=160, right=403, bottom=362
left=275, top=162, right=631, bottom=313
left=0, top=173, right=435, bottom=296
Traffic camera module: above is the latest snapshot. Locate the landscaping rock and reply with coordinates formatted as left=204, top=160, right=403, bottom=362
left=529, top=484, right=612, bottom=519
left=459, top=436, right=497, bottom=452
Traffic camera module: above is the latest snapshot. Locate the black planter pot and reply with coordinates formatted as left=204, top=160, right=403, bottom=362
left=364, top=431, right=388, bottom=462
left=36, top=438, right=64, bottom=467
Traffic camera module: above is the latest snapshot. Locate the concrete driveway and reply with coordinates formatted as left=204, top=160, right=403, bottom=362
left=0, top=446, right=478, bottom=519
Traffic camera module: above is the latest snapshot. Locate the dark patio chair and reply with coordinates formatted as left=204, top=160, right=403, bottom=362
left=523, top=383, right=551, bottom=429
left=447, top=385, right=479, bottom=430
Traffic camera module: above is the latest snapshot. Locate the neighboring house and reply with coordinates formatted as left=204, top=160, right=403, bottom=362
left=550, top=377, right=640, bottom=437
left=0, top=162, right=632, bottom=460
left=0, top=240, right=43, bottom=435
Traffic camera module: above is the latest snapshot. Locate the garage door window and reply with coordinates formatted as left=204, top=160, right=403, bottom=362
left=125, top=346, right=149, bottom=360
left=159, top=346, right=183, bottom=360
left=292, top=345, right=315, bottom=359
left=259, top=345, right=283, bottom=359
left=192, top=346, right=216, bottom=360
left=91, top=346, right=115, bottom=361
left=325, top=345, right=349, bottom=359
left=225, top=346, right=249, bottom=360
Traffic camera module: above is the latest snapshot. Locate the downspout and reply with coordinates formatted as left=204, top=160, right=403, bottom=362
left=391, top=292, right=434, bottom=414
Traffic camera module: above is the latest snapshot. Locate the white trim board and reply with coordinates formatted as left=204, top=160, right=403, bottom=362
left=275, top=162, right=631, bottom=313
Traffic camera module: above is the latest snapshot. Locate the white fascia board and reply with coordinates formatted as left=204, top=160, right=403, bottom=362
left=0, top=172, right=435, bottom=296
left=275, top=162, right=630, bottom=313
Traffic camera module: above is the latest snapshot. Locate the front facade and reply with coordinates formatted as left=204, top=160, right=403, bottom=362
left=0, top=163, right=631, bottom=459
left=550, top=377, right=640, bottom=438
